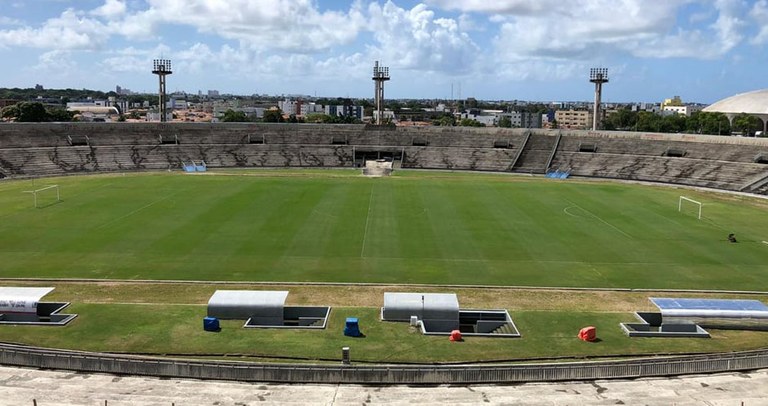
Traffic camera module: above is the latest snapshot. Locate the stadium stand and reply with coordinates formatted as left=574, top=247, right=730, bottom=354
left=2, top=123, right=768, bottom=195
left=511, top=133, right=559, bottom=174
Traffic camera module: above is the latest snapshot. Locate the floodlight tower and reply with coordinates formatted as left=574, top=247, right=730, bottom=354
left=372, top=61, right=390, bottom=125
left=152, top=59, right=173, bottom=122
left=589, top=68, right=608, bottom=130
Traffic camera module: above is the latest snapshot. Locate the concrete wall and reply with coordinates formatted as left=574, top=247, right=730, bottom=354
left=3, top=123, right=768, bottom=149
left=1, top=342, right=767, bottom=384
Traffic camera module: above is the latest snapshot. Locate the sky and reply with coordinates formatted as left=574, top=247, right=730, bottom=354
left=1, top=0, right=768, bottom=103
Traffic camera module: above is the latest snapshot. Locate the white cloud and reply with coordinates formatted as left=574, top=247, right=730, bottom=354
left=749, top=0, right=768, bottom=44
left=0, top=16, right=24, bottom=26
left=0, top=0, right=761, bottom=97
left=90, top=0, right=127, bottom=20
left=34, top=50, right=77, bottom=73
left=365, top=2, right=481, bottom=74
left=136, top=0, right=366, bottom=52
left=486, top=0, right=751, bottom=70
left=0, top=9, right=108, bottom=50
left=425, top=0, right=561, bottom=15
left=631, top=0, right=746, bottom=59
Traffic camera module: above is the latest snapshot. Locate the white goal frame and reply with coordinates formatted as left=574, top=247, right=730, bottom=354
left=23, top=184, right=60, bottom=208
left=678, top=196, right=702, bottom=219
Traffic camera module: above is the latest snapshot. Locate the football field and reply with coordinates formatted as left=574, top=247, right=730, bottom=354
left=1, top=169, right=767, bottom=290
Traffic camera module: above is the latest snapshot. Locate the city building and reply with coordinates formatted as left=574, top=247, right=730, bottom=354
left=555, top=109, right=592, bottom=129
left=325, top=104, right=363, bottom=119
left=498, top=111, right=542, bottom=128
left=660, top=96, right=702, bottom=117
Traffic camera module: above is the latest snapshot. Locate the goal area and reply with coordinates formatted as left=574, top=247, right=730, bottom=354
left=678, top=196, right=702, bottom=219
left=23, top=184, right=61, bottom=208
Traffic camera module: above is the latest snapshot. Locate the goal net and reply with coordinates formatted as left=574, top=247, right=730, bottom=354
left=678, top=196, right=702, bottom=219
left=23, top=184, right=61, bottom=208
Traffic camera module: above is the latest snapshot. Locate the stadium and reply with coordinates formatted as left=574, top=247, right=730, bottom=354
left=1, top=122, right=768, bottom=383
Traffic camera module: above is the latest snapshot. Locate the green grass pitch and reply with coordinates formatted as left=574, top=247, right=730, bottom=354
left=1, top=169, right=767, bottom=290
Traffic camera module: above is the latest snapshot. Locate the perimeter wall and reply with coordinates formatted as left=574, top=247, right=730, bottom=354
left=0, top=343, right=766, bottom=384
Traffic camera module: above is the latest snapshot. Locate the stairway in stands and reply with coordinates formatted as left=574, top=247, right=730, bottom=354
left=512, top=133, right=559, bottom=174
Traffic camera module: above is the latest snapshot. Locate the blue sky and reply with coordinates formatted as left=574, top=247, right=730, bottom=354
left=1, top=0, right=768, bottom=103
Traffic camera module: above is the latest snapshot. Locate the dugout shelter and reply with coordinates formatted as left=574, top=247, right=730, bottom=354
left=207, top=290, right=330, bottom=329
left=0, top=287, right=77, bottom=326
left=621, top=298, right=768, bottom=338
left=381, top=292, right=520, bottom=337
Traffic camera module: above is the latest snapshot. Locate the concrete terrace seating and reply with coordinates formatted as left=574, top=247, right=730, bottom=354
left=402, top=147, right=518, bottom=171
left=3, top=123, right=768, bottom=195
left=558, top=134, right=768, bottom=163
left=552, top=151, right=766, bottom=190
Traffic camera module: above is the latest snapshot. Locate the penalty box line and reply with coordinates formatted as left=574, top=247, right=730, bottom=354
left=566, top=200, right=633, bottom=239
left=96, top=192, right=179, bottom=229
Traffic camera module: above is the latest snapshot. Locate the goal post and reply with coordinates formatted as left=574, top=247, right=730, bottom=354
left=23, top=184, right=61, bottom=208
left=678, top=196, right=702, bottom=219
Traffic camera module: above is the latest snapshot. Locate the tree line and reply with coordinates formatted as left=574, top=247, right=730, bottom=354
left=1, top=102, right=76, bottom=122
left=602, top=109, right=762, bottom=136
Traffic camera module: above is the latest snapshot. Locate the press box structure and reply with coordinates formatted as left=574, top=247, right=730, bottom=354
left=0, top=287, right=77, bottom=326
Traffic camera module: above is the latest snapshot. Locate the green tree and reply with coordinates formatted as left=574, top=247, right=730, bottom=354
left=687, top=111, right=730, bottom=135
left=732, top=113, right=761, bottom=136
left=635, top=111, right=662, bottom=132
left=1, top=102, right=55, bottom=122
left=431, top=113, right=455, bottom=126
left=660, top=113, right=687, bottom=133
left=459, top=118, right=485, bottom=127
left=18, top=102, right=49, bottom=122
left=603, top=108, right=637, bottom=131
left=1, top=104, right=19, bottom=121
left=47, top=107, right=76, bottom=122
left=305, top=113, right=330, bottom=123
left=498, top=116, right=512, bottom=128
left=262, top=109, right=284, bottom=123
left=220, top=109, right=250, bottom=122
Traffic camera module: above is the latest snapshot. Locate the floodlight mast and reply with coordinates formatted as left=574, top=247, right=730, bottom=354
left=152, top=59, right=173, bottom=122
left=372, top=61, right=390, bottom=125
left=589, top=68, right=608, bottom=131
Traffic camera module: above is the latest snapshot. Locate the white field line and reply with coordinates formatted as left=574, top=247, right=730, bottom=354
left=277, top=254, right=679, bottom=266
left=64, top=182, right=115, bottom=200
left=0, top=251, right=682, bottom=266
left=562, top=206, right=580, bottom=218
left=566, top=200, right=633, bottom=239
left=96, top=192, right=177, bottom=229
left=80, top=302, right=203, bottom=306
left=360, top=184, right=375, bottom=258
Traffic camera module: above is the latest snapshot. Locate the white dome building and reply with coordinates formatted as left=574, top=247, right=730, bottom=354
left=703, top=89, right=768, bottom=133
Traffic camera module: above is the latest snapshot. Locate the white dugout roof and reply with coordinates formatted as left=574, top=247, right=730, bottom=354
left=382, top=292, right=459, bottom=322
left=207, top=290, right=288, bottom=321
left=0, top=287, right=55, bottom=314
